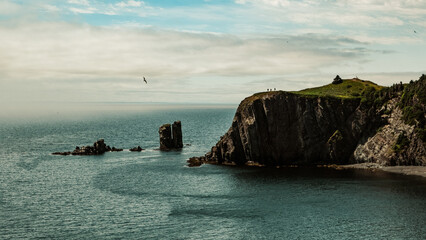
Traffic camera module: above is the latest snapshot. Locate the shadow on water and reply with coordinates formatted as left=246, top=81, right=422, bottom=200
left=93, top=159, right=426, bottom=201
left=228, top=166, right=426, bottom=198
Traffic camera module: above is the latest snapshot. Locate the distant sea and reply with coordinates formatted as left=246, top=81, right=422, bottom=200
left=1, top=105, right=425, bottom=239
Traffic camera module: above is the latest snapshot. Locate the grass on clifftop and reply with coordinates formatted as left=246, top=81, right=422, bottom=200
left=240, top=78, right=383, bottom=108
left=295, top=78, right=383, bottom=99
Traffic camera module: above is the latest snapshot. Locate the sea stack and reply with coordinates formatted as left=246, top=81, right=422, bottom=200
left=159, top=124, right=173, bottom=150
left=172, top=121, right=183, bottom=148
left=159, top=121, right=183, bottom=150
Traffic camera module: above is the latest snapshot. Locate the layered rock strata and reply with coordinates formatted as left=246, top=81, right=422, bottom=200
left=159, top=121, right=183, bottom=150
left=190, top=87, right=425, bottom=167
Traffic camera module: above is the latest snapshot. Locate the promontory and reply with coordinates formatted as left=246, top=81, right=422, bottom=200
left=189, top=75, right=426, bottom=168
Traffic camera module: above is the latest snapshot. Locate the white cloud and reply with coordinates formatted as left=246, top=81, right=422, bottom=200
left=69, top=7, right=96, bottom=14
left=116, top=0, right=144, bottom=8
left=0, top=0, right=424, bottom=105
left=234, top=0, right=426, bottom=28
left=0, top=1, right=21, bottom=15
left=0, top=22, right=373, bottom=79
left=44, top=4, right=60, bottom=12
left=0, top=21, right=381, bottom=104
left=68, top=0, right=90, bottom=6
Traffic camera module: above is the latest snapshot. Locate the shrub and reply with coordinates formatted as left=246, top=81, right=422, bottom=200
left=393, top=133, right=410, bottom=153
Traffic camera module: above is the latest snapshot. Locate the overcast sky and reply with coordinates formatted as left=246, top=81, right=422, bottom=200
left=0, top=0, right=425, bottom=107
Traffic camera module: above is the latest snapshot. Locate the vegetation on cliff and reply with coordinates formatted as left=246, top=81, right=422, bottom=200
left=399, top=74, right=426, bottom=141
left=240, top=77, right=382, bottom=108
left=295, top=78, right=383, bottom=99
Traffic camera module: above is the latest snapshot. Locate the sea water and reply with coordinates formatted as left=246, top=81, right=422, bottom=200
left=0, top=106, right=425, bottom=239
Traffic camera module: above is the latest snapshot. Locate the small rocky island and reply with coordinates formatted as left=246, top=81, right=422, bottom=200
left=52, top=121, right=184, bottom=155
left=189, top=75, right=426, bottom=167
left=52, top=139, right=124, bottom=156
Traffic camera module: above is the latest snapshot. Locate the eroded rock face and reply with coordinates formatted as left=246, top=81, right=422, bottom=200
left=353, top=98, right=426, bottom=166
left=172, top=121, right=183, bottom=148
left=159, top=124, right=173, bottom=150
left=159, top=121, right=183, bottom=150
left=192, top=92, right=381, bottom=166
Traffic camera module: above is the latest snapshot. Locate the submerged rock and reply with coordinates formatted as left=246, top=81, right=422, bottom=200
left=109, top=147, right=123, bottom=152
left=129, top=146, right=144, bottom=152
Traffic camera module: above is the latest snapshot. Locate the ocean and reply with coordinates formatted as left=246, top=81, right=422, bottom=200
left=0, top=106, right=425, bottom=239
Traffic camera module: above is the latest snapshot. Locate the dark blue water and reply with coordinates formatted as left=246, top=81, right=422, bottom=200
left=1, top=107, right=425, bottom=239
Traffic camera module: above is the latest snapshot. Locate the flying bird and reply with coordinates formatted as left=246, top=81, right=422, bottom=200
left=143, top=76, right=147, bottom=84
left=414, top=30, right=417, bottom=33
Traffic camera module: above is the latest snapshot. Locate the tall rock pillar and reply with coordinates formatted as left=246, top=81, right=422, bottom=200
left=159, top=124, right=173, bottom=150
left=159, top=121, right=183, bottom=150
left=172, top=121, right=183, bottom=149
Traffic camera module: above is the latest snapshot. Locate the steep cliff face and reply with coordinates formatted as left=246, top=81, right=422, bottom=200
left=190, top=76, right=425, bottom=167
left=353, top=76, right=426, bottom=166
left=200, top=91, right=379, bottom=166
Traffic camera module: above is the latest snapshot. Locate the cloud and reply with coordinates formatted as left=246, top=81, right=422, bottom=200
left=68, top=0, right=90, bottom=6
left=69, top=7, right=96, bottom=14
left=0, top=1, right=22, bottom=15
left=44, top=4, right=60, bottom=12
left=116, top=0, right=145, bottom=8
left=0, top=0, right=424, bottom=106
left=0, top=21, right=382, bottom=104
left=234, top=0, right=426, bottom=29
left=0, top=22, right=374, bottom=79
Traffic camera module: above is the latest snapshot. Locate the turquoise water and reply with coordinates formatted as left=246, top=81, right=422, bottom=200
left=0, top=107, right=425, bottom=239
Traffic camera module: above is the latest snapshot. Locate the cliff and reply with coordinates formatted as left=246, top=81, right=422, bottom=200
left=190, top=76, right=426, bottom=167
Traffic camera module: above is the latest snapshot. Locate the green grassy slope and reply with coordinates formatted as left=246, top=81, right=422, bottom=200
left=295, top=78, right=383, bottom=99
left=240, top=78, right=384, bottom=108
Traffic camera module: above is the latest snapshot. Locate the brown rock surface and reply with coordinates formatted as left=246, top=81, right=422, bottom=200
left=159, top=124, right=173, bottom=150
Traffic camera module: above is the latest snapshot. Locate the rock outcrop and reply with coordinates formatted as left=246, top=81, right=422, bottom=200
left=129, top=146, right=144, bottom=152
left=159, top=124, right=173, bottom=150
left=353, top=86, right=426, bottom=165
left=52, top=139, right=123, bottom=156
left=159, top=121, right=183, bottom=150
left=190, top=76, right=425, bottom=167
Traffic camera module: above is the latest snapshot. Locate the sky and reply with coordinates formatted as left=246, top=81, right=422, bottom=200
left=0, top=0, right=425, bottom=109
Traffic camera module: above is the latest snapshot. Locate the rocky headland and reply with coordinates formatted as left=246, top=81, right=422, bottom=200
left=189, top=75, right=426, bottom=169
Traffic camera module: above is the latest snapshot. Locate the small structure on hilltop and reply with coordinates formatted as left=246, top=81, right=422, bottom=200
left=159, top=121, right=183, bottom=150
left=332, top=75, right=343, bottom=84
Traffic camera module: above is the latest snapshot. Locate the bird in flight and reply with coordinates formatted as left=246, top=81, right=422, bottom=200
left=414, top=30, right=417, bottom=33
left=143, top=76, right=147, bottom=84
